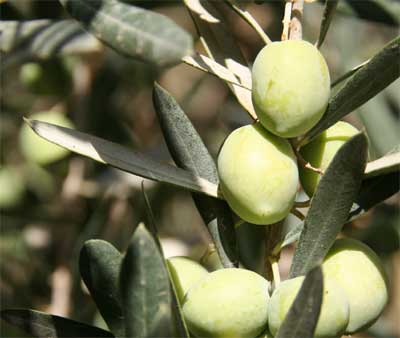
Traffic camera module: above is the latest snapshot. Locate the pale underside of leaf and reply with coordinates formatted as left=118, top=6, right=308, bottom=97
left=364, top=152, right=400, bottom=178
left=26, top=119, right=219, bottom=199
left=183, top=0, right=220, bottom=23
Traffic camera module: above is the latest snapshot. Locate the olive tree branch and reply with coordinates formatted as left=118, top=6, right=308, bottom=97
left=291, top=207, right=306, bottom=221
left=224, top=0, right=271, bottom=45
left=281, top=0, right=293, bottom=41
left=289, top=0, right=304, bottom=40
left=294, top=200, right=311, bottom=208
left=290, top=139, right=325, bottom=175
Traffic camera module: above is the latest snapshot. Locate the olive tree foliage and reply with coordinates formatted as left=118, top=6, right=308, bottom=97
left=0, top=0, right=399, bottom=337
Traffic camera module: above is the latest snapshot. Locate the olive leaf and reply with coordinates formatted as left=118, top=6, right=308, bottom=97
left=0, top=309, right=114, bottom=338
left=289, top=133, right=368, bottom=278
left=79, top=240, right=124, bottom=337
left=153, top=83, right=238, bottom=268
left=141, top=185, right=190, bottom=338
left=316, top=0, right=339, bottom=48
left=184, top=0, right=255, bottom=119
left=305, top=36, right=400, bottom=143
left=25, top=119, right=220, bottom=198
left=120, top=224, right=175, bottom=337
left=276, top=267, right=323, bottom=338
left=0, top=20, right=101, bottom=66
left=59, top=0, right=193, bottom=67
left=364, top=152, right=400, bottom=178
left=344, top=0, right=400, bottom=26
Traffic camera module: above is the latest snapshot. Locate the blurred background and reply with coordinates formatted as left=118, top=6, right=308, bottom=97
left=1, top=1, right=399, bottom=337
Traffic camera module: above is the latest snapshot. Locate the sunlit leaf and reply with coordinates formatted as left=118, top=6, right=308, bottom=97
left=364, top=152, right=400, bottom=178
left=25, top=119, right=219, bottom=198
left=59, top=0, right=193, bottom=67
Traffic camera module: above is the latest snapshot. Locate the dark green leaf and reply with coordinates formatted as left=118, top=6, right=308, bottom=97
left=79, top=240, right=124, bottom=337
left=140, top=185, right=190, bottom=338
left=120, top=224, right=174, bottom=338
left=305, top=36, right=400, bottom=143
left=59, top=0, right=193, bottom=67
left=0, top=20, right=100, bottom=64
left=152, top=83, right=238, bottom=268
left=290, top=133, right=368, bottom=278
left=276, top=267, right=323, bottom=338
left=0, top=309, right=114, bottom=338
left=349, top=171, right=400, bottom=220
left=317, top=0, right=339, bottom=48
left=344, top=0, right=400, bottom=26
left=26, top=119, right=220, bottom=198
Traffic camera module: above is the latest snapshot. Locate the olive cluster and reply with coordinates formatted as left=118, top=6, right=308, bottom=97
left=171, top=40, right=388, bottom=338
left=168, top=238, right=388, bottom=338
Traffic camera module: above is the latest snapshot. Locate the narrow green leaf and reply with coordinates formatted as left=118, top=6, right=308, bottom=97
left=79, top=240, right=124, bottom=337
left=153, top=83, right=238, bottom=268
left=120, top=224, right=174, bottom=338
left=0, top=309, right=114, bottom=338
left=305, top=36, right=400, bottom=142
left=59, top=0, right=193, bottom=67
left=25, top=119, right=220, bottom=199
left=290, top=133, right=368, bottom=278
left=344, top=0, right=400, bottom=26
left=364, top=152, right=400, bottom=178
left=276, top=267, right=323, bottom=338
left=140, top=185, right=190, bottom=338
left=0, top=20, right=100, bottom=61
left=317, top=0, right=339, bottom=48
left=350, top=171, right=399, bottom=220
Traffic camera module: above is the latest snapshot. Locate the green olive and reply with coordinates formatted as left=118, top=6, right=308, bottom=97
left=322, top=238, right=389, bottom=333
left=19, top=111, right=74, bottom=166
left=252, top=40, right=330, bottom=138
left=268, top=276, right=349, bottom=338
left=0, top=167, right=25, bottom=209
left=299, top=121, right=359, bottom=196
left=166, top=256, right=209, bottom=304
left=218, top=123, right=298, bottom=225
left=182, top=268, right=270, bottom=338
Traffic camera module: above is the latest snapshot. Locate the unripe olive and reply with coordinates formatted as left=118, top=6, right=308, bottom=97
left=268, top=276, right=349, bottom=338
left=0, top=167, right=25, bottom=209
left=166, top=256, right=209, bottom=303
left=182, top=268, right=270, bottom=338
left=299, top=121, right=359, bottom=196
left=322, top=238, right=389, bottom=333
left=217, top=123, right=298, bottom=225
left=19, top=111, right=74, bottom=166
left=252, top=40, right=330, bottom=138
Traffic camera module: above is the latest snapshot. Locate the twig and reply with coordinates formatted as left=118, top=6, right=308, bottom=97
left=224, top=0, right=271, bottom=45
left=269, top=256, right=281, bottom=288
left=291, top=139, right=324, bottom=175
left=291, top=207, right=306, bottom=221
left=294, top=200, right=311, bottom=208
left=282, top=0, right=293, bottom=41
left=289, top=0, right=304, bottom=40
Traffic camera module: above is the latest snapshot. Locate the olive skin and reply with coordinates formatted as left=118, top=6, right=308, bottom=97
left=299, top=121, right=359, bottom=196
left=252, top=40, right=330, bottom=138
left=19, top=111, right=74, bottom=166
left=182, top=268, right=270, bottom=338
left=268, top=276, right=349, bottom=338
left=218, top=123, right=298, bottom=225
left=0, top=167, right=25, bottom=209
left=322, top=238, right=389, bottom=333
left=166, top=256, right=209, bottom=303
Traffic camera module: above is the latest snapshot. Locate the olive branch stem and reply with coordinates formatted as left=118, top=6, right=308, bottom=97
left=224, top=0, right=271, bottom=45
left=289, top=0, right=304, bottom=40
left=282, top=0, right=293, bottom=41
left=291, top=207, right=306, bottom=221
